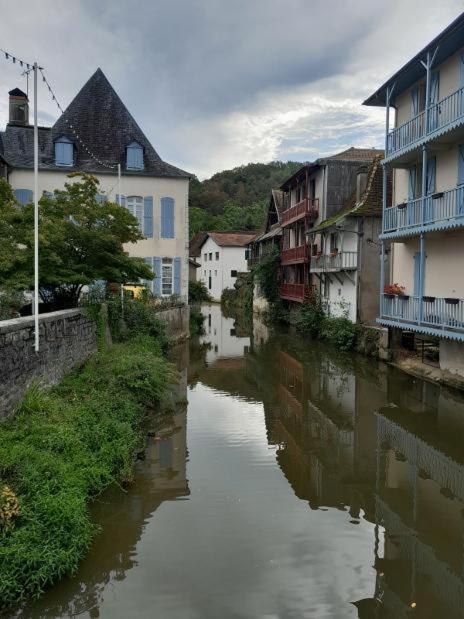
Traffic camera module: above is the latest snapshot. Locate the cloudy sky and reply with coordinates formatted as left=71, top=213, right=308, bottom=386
left=0, top=0, right=462, bottom=178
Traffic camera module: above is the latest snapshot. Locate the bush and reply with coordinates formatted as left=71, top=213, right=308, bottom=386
left=253, top=246, right=280, bottom=303
left=189, top=308, right=205, bottom=336
left=188, top=280, right=211, bottom=303
left=321, top=315, right=357, bottom=352
left=294, top=295, right=325, bottom=336
left=0, top=290, right=26, bottom=320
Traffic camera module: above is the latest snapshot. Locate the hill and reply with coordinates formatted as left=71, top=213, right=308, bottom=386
left=189, top=161, right=302, bottom=238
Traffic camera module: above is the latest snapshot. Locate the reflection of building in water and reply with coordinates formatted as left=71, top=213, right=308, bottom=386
left=370, top=387, right=464, bottom=618
left=252, top=312, right=270, bottom=348
left=200, top=304, right=250, bottom=362
left=25, top=344, right=190, bottom=618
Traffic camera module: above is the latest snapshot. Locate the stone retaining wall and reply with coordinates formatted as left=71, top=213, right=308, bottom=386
left=0, top=309, right=97, bottom=419
left=156, top=305, right=190, bottom=341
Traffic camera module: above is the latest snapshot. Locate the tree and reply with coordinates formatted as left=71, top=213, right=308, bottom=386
left=0, top=174, right=153, bottom=308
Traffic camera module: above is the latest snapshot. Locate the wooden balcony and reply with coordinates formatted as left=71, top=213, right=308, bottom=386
left=281, top=198, right=319, bottom=227
left=281, top=244, right=309, bottom=265
left=310, top=251, right=358, bottom=272
left=280, top=283, right=313, bottom=303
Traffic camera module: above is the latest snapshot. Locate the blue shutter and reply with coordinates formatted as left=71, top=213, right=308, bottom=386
left=116, top=194, right=126, bottom=207
left=126, top=145, right=143, bottom=170
left=410, top=87, right=419, bottom=117
left=143, top=196, right=153, bottom=237
left=408, top=167, right=416, bottom=200
left=55, top=139, right=73, bottom=166
left=426, top=157, right=436, bottom=195
left=174, top=257, right=181, bottom=295
left=161, top=197, right=175, bottom=238
left=153, top=257, right=161, bottom=296
left=13, top=189, right=33, bottom=205
left=430, top=72, right=439, bottom=104
left=96, top=194, right=107, bottom=203
left=413, top=252, right=421, bottom=297
left=458, top=145, right=464, bottom=185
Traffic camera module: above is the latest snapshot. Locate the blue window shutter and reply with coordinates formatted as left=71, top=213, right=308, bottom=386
left=126, top=142, right=144, bottom=170
left=426, top=157, right=436, bottom=195
left=174, top=257, right=181, bottom=295
left=408, top=167, right=416, bottom=200
left=410, top=87, right=419, bottom=117
left=96, top=194, right=107, bottom=203
left=161, top=197, right=175, bottom=238
left=143, top=196, right=153, bottom=237
left=116, top=194, right=126, bottom=207
left=13, top=189, right=33, bottom=205
left=413, top=252, right=421, bottom=297
left=55, top=137, right=73, bottom=166
left=153, top=257, right=162, bottom=296
left=430, top=72, right=439, bottom=104
left=458, top=145, right=464, bottom=185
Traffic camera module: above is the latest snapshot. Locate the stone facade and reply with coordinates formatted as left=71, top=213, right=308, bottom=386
left=0, top=309, right=97, bottom=419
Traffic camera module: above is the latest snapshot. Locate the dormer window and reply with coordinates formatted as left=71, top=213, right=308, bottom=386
left=55, top=136, right=74, bottom=167
left=126, top=141, right=144, bottom=170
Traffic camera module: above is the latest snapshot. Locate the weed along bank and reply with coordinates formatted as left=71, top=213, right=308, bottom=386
left=0, top=296, right=187, bottom=609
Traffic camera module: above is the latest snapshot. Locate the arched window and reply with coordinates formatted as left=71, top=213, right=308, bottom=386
left=55, top=136, right=74, bottom=166
left=126, top=141, right=144, bottom=170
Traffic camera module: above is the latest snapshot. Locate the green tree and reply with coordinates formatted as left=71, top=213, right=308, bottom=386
left=0, top=174, right=153, bottom=308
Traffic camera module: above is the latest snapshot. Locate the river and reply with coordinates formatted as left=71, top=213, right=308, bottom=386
left=20, top=304, right=464, bottom=618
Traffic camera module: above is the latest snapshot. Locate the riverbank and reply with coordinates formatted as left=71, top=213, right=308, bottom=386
left=0, top=313, right=178, bottom=608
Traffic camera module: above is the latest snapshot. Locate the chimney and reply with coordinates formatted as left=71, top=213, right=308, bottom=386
left=356, top=166, right=368, bottom=202
left=8, top=88, right=29, bottom=126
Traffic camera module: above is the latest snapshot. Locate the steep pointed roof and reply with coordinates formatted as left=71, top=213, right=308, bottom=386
left=1, top=68, right=190, bottom=178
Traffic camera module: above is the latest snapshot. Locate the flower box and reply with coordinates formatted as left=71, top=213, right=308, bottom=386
left=432, top=192, right=444, bottom=200
left=422, top=296, right=435, bottom=303
left=397, top=202, right=407, bottom=210
left=445, top=297, right=459, bottom=305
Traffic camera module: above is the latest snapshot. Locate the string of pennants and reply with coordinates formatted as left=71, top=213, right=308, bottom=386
left=1, top=47, right=118, bottom=170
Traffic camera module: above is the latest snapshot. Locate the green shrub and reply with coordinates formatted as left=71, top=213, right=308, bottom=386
left=294, top=294, right=325, bottom=336
left=0, top=290, right=26, bottom=320
left=188, top=280, right=211, bottom=303
left=253, top=246, right=280, bottom=303
left=189, top=308, right=205, bottom=336
left=321, top=315, right=357, bottom=351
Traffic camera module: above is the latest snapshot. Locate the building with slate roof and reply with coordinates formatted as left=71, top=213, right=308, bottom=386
left=277, top=147, right=383, bottom=307
left=364, top=11, right=464, bottom=379
left=1, top=69, right=191, bottom=300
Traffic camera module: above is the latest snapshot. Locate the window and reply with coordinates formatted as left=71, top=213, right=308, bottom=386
left=209, top=253, right=212, bottom=260
left=161, top=197, right=175, bottom=238
left=215, top=252, right=219, bottom=260
left=214, top=270, right=217, bottom=276
left=231, top=270, right=237, bottom=277
left=126, top=196, right=144, bottom=232
left=204, top=253, right=207, bottom=261
left=161, top=257, right=173, bottom=296
left=204, top=270, right=206, bottom=276
left=230, top=328, right=236, bottom=336
left=55, top=136, right=73, bottom=166
left=126, top=141, right=144, bottom=170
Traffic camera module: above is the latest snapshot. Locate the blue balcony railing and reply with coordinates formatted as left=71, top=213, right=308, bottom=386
left=387, top=86, right=464, bottom=157
left=380, top=294, right=464, bottom=335
left=383, top=185, right=464, bottom=234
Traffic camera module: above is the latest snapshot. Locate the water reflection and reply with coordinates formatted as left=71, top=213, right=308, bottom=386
left=18, top=308, right=464, bottom=618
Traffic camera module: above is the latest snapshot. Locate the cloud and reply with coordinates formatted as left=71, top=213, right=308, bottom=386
left=0, top=0, right=462, bottom=178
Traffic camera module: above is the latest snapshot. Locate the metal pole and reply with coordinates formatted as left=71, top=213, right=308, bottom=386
left=33, top=62, right=39, bottom=352
left=380, top=240, right=385, bottom=317
left=117, top=164, right=124, bottom=314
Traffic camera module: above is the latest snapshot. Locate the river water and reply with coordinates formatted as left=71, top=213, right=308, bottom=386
left=21, top=304, right=464, bottom=618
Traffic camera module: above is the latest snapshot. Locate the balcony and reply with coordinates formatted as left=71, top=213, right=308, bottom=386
left=386, top=86, right=464, bottom=160
left=247, top=255, right=261, bottom=269
left=383, top=185, right=464, bottom=237
left=379, top=294, right=464, bottom=340
left=280, top=283, right=312, bottom=303
left=281, top=244, right=309, bottom=265
left=310, top=251, right=357, bottom=272
left=281, top=198, right=319, bottom=227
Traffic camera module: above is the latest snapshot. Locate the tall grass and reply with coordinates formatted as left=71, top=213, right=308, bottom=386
left=0, top=334, right=177, bottom=608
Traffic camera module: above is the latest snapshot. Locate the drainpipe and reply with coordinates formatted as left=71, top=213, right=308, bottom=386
left=380, top=240, right=385, bottom=318
left=419, top=232, right=425, bottom=324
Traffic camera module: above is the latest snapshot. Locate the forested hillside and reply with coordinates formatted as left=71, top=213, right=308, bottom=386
left=189, top=161, right=301, bottom=237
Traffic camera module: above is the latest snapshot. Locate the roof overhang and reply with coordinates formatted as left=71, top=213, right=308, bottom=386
left=364, top=11, right=464, bottom=107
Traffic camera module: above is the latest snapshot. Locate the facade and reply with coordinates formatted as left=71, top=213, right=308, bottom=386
left=0, top=70, right=190, bottom=300
left=197, top=231, right=256, bottom=302
left=279, top=147, right=383, bottom=304
left=308, top=156, right=389, bottom=324
left=364, top=13, right=464, bottom=378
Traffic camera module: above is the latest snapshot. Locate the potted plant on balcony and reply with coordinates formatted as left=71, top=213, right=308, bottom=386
left=384, top=283, right=406, bottom=299
left=330, top=248, right=339, bottom=258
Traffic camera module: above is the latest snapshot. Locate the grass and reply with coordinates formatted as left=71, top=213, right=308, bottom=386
left=0, top=333, right=177, bottom=608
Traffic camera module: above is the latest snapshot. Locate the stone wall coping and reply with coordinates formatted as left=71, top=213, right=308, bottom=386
left=0, top=308, right=85, bottom=335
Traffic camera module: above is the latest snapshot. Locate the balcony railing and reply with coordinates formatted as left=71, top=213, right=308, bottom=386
left=383, top=185, right=464, bottom=234
left=281, top=244, right=309, bottom=265
left=380, top=294, right=464, bottom=335
left=280, top=283, right=312, bottom=303
left=247, top=255, right=261, bottom=268
left=281, top=198, right=319, bottom=227
left=310, top=251, right=357, bottom=271
left=387, top=86, right=464, bottom=157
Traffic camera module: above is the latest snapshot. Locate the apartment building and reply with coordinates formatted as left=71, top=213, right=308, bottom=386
left=364, top=12, right=464, bottom=378
left=279, top=148, right=383, bottom=306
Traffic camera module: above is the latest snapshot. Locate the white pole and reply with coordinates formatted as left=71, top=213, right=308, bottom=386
left=117, top=164, right=124, bottom=312
left=33, top=62, right=39, bottom=352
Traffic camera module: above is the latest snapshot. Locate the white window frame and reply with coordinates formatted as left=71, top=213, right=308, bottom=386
left=126, top=196, right=144, bottom=233
left=161, top=257, right=174, bottom=297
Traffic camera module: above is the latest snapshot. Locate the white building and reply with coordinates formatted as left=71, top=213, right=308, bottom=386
left=1, top=69, right=190, bottom=300
left=197, top=231, right=256, bottom=302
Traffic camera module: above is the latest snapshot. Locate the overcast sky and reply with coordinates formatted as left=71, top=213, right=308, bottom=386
left=0, top=0, right=462, bottom=179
